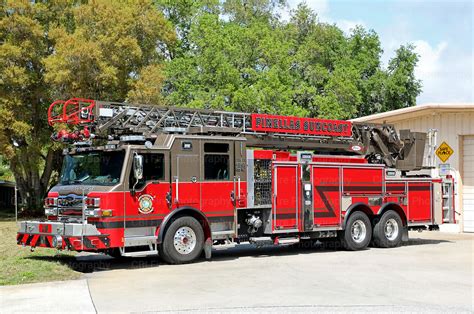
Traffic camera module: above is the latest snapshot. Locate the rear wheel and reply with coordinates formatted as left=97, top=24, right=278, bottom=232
left=340, top=211, right=372, bottom=250
left=373, top=210, right=403, bottom=248
left=159, top=216, right=204, bottom=264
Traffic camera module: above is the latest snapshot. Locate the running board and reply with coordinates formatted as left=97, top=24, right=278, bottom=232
left=249, top=236, right=301, bottom=246
left=276, top=237, right=300, bottom=245
left=124, top=235, right=157, bottom=247
left=120, top=250, right=158, bottom=257
left=249, top=237, right=273, bottom=246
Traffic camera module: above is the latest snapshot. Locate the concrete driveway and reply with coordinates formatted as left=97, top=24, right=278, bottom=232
left=2, top=231, right=473, bottom=313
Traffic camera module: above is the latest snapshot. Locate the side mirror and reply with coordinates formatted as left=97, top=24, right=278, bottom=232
left=133, top=154, right=144, bottom=181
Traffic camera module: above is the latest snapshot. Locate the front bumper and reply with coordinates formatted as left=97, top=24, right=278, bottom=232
left=17, top=221, right=110, bottom=251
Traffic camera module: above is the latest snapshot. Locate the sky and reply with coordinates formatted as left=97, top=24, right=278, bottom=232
left=283, top=0, right=473, bottom=104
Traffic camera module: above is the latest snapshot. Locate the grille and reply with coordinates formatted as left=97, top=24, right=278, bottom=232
left=254, top=159, right=272, bottom=206
left=57, top=194, right=84, bottom=216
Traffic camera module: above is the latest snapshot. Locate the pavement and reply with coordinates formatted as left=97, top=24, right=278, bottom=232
left=0, top=279, right=96, bottom=313
left=1, top=231, right=473, bottom=313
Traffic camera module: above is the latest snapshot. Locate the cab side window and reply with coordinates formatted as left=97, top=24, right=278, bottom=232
left=129, top=153, right=164, bottom=189
left=204, top=143, right=229, bottom=180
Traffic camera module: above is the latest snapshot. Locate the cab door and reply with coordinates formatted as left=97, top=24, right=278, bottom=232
left=171, top=154, right=200, bottom=208
left=125, top=151, right=170, bottom=234
left=170, top=139, right=200, bottom=209
left=200, top=141, right=235, bottom=233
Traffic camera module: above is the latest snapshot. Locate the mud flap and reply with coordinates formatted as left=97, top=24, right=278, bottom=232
left=204, top=238, right=212, bottom=260
left=402, top=226, right=409, bottom=242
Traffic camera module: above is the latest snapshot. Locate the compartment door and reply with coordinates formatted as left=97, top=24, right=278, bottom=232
left=273, top=165, right=299, bottom=231
left=312, top=166, right=341, bottom=227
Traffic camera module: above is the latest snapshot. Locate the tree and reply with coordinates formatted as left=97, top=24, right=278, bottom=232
left=0, top=0, right=175, bottom=212
left=163, top=1, right=307, bottom=115
left=385, top=44, right=422, bottom=110
left=0, top=0, right=422, bottom=211
left=0, top=1, right=62, bottom=212
left=163, top=1, right=422, bottom=119
left=44, top=0, right=175, bottom=102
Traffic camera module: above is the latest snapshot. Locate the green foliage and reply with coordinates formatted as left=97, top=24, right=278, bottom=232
left=44, top=0, right=175, bottom=102
left=0, top=156, right=13, bottom=181
left=0, top=0, right=175, bottom=211
left=385, top=44, right=422, bottom=110
left=0, top=0, right=422, bottom=210
left=162, top=1, right=421, bottom=119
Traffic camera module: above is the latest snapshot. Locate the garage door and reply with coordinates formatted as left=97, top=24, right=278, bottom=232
left=463, top=136, right=474, bottom=232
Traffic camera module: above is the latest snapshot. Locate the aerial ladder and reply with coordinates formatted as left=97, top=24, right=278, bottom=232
left=48, top=97, right=426, bottom=171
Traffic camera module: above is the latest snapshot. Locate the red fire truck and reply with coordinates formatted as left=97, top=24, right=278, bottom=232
left=17, top=98, right=442, bottom=264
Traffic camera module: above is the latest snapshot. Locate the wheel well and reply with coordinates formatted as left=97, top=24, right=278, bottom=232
left=157, top=207, right=211, bottom=244
left=343, top=203, right=374, bottom=229
left=377, top=203, right=407, bottom=226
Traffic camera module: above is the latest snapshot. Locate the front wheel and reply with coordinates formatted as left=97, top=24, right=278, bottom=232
left=340, top=211, right=372, bottom=250
left=373, top=210, right=403, bottom=248
left=159, top=216, right=204, bottom=264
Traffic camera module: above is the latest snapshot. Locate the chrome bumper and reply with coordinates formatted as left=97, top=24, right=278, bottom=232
left=18, top=221, right=101, bottom=237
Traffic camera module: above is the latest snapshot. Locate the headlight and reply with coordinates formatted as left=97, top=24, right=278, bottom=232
left=84, top=209, right=113, bottom=218
left=85, top=209, right=101, bottom=217
left=45, top=208, right=58, bottom=216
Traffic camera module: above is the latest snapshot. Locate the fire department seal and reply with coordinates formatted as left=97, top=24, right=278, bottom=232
left=138, top=194, right=154, bottom=214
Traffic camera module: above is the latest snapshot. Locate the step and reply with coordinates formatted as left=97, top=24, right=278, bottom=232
left=276, top=237, right=300, bottom=245
left=249, top=237, right=273, bottom=246
left=120, top=250, right=158, bottom=257
left=124, top=235, right=157, bottom=247
left=212, top=242, right=237, bottom=250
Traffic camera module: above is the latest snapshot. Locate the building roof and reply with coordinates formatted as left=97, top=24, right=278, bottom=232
left=0, top=180, right=15, bottom=187
left=352, top=103, right=474, bottom=123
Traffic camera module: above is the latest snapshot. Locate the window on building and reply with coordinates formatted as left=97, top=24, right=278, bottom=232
left=129, top=153, right=164, bottom=189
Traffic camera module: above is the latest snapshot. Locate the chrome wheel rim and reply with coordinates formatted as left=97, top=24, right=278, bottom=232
left=384, top=218, right=399, bottom=241
left=351, top=220, right=367, bottom=243
left=173, top=226, right=196, bottom=255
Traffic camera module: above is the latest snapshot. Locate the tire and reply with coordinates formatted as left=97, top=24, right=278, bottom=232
left=373, top=210, right=403, bottom=248
left=339, top=211, right=372, bottom=251
left=159, top=216, right=204, bottom=264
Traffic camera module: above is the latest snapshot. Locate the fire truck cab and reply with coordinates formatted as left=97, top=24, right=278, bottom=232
left=17, top=98, right=443, bottom=264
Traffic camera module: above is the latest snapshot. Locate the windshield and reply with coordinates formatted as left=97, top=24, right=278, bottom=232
left=59, top=151, right=125, bottom=186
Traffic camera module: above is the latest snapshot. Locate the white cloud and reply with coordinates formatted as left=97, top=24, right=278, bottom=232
left=333, top=19, right=366, bottom=34
left=383, top=38, right=472, bottom=103
left=283, top=1, right=473, bottom=103
left=414, top=41, right=473, bottom=103
left=413, top=40, right=448, bottom=79
left=404, top=40, right=474, bottom=104
left=383, top=39, right=472, bottom=104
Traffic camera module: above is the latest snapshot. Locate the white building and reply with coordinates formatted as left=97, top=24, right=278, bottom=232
left=353, top=103, right=474, bottom=233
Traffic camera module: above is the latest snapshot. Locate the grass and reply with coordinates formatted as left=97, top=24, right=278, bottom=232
left=0, top=220, right=81, bottom=286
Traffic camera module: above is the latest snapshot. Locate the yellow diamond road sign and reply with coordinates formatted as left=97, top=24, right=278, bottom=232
left=436, top=141, right=454, bottom=163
